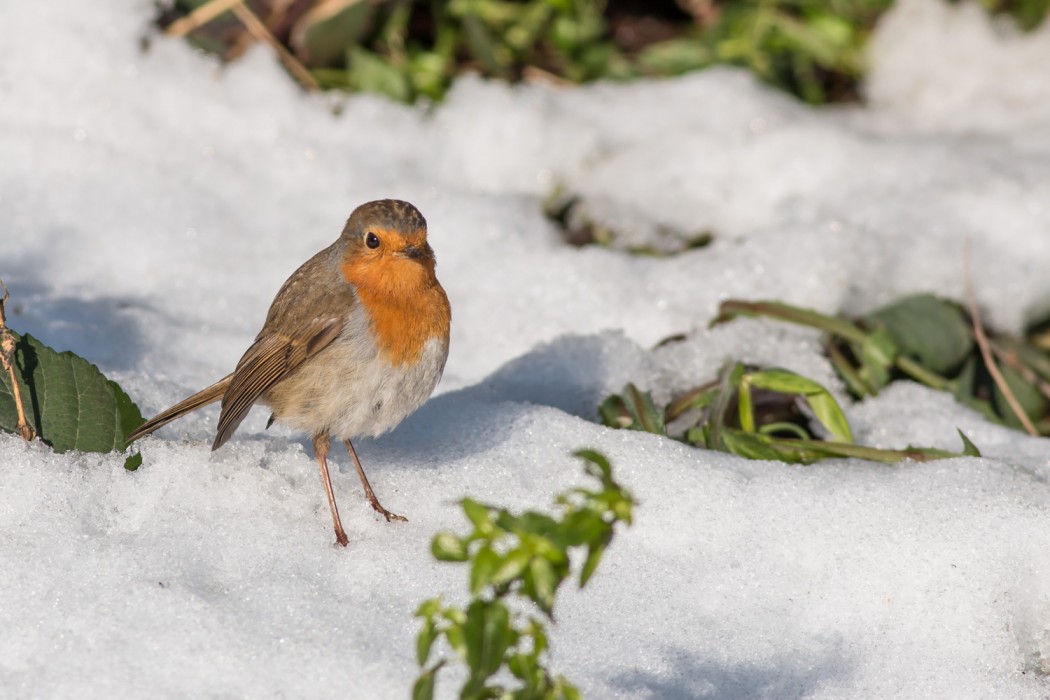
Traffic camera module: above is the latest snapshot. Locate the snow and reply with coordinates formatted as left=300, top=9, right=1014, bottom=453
left=2, top=0, right=1050, bottom=697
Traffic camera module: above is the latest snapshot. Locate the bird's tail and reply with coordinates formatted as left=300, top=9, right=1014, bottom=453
left=126, top=374, right=233, bottom=443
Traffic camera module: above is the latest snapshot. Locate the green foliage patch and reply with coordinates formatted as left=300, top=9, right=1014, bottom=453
left=601, top=365, right=979, bottom=465
left=159, top=0, right=1050, bottom=105
left=414, top=449, right=634, bottom=699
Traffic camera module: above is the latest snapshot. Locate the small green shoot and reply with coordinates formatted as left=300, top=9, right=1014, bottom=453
left=414, top=450, right=634, bottom=700
left=600, top=362, right=980, bottom=465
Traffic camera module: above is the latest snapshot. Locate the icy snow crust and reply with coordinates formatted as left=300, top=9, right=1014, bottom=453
left=3, top=0, right=1050, bottom=697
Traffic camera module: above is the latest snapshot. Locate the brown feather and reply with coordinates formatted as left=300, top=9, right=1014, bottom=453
left=212, top=317, right=346, bottom=450
left=126, top=375, right=232, bottom=443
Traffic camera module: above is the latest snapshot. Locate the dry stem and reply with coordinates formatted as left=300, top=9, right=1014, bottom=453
left=964, top=242, right=1038, bottom=436
left=164, top=0, right=320, bottom=91
left=0, top=280, right=35, bottom=441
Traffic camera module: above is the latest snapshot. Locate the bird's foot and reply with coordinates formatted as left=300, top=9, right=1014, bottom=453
left=370, top=500, right=408, bottom=523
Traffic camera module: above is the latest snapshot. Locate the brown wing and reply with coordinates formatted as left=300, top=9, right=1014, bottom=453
left=211, top=317, right=345, bottom=450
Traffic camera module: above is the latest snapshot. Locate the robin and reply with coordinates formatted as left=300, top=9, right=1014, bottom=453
left=128, top=199, right=451, bottom=547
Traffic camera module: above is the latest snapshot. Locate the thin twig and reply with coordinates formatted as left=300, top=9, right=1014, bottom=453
left=986, top=339, right=1050, bottom=403
left=164, top=0, right=320, bottom=92
left=230, top=1, right=321, bottom=91
left=164, top=0, right=241, bottom=38
left=0, top=280, right=35, bottom=442
left=964, top=241, right=1038, bottom=436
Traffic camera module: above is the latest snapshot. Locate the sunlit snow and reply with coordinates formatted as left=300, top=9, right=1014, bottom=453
left=3, top=0, right=1050, bottom=697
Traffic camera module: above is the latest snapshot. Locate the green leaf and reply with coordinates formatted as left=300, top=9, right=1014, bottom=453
left=993, top=362, right=1047, bottom=429
left=637, top=38, right=711, bottom=75
left=470, top=545, right=502, bottom=594
left=865, top=294, right=973, bottom=375
left=0, top=331, right=145, bottom=458
left=291, top=0, right=375, bottom=67
left=623, top=383, right=665, bottom=435
left=804, top=390, right=853, bottom=443
left=431, top=532, right=469, bottom=562
left=463, top=599, right=512, bottom=682
left=579, top=539, right=607, bottom=587
left=461, top=498, right=495, bottom=536
left=957, top=429, right=981, bottom=457
left=526, top=557, right=559, bottom=615
left=491, top=547, right=530, bottom=587
left=417, top=614, right=438, bottom=665
left=345, top=46, right=411, bottom=102
left=747, top=367, right=828, bottom=395
left=412, top=662, right=443, bottom=700
left=598, top=393, right=633, bottom=429
left=746, top=367, right=852, bottom=442
left=573, top=448, right=612, bottom=484
left=721, top=429, right=811, bottom=463
left=856, top=327, right=897, bottom=392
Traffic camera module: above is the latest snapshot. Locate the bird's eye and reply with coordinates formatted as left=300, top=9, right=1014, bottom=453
left=366, top=232, right=380, bottom=249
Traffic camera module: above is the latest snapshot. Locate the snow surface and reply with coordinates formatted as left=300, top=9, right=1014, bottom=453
left=3, top=0, right=1050, bottom=697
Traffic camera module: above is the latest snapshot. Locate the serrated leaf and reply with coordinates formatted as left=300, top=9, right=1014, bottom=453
left=0, top=332, right=144, bottom=457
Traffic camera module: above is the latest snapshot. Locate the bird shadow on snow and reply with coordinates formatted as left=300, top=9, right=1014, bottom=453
left=607, top=643, right=852, bottom=700
left=366, top=333, right=642, bottom=467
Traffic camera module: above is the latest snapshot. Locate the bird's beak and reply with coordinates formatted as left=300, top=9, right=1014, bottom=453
left=401, top=245, right=426, bottom=260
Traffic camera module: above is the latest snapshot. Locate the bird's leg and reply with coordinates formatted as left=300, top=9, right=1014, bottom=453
left=313, top=432, right=349, bottom=546
left=343, top=438, right=407, bottom=522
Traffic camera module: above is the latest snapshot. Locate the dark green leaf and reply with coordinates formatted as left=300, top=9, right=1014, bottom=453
left=0, top=332, right=145, bottom=457
left=993, top=362, right=1047, bottom=429
left=865, top=294, right=973, bottom=375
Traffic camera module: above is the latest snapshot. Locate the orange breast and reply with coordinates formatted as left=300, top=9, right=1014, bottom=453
left=341, top=255, right=451, bottom=366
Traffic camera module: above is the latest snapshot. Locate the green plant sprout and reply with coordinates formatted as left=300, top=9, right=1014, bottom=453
left=413, top=449, right=634, bottom=700
left=601, top=363, right=979, bottom=465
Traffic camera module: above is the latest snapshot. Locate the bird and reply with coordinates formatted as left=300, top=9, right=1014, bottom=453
left=127, top=199, right=451, bottom=547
